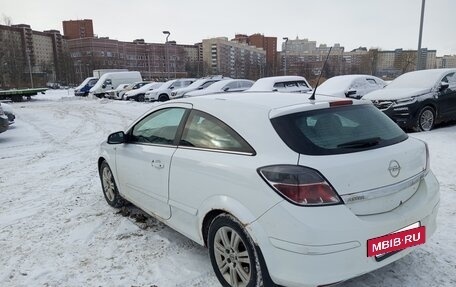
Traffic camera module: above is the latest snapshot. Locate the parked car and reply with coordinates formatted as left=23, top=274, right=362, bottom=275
left=118, top=81, right=150, bottom=100
left=363, top=68, right=456, bottom=131
left=74, top=77, right=98, bottom=97
left=318, top=75, right=386, bottom=99
left=89, top=71, right=142, bottom=98
left=98, top=92, right=439, bottom=287
left=247, top=75, right=312, bottom=93
left=0, top=102, right=15, bottom=124
left=105, top=84, right=130, bottom=100
left=123, top=82, right=163, bottom=102
left=170, top=76, right=229, bottom=99
left=184, top=79, right=254, bottom=97
left=0, top=105, right=9, bottom=133
left=145, top=78, right=196, bottom=102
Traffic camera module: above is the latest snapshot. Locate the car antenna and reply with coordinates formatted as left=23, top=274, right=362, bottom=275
left=309, top=46, right=332, bottom=101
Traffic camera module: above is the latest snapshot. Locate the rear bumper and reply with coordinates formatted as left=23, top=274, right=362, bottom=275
left=249, top=171, right=439, bottom=287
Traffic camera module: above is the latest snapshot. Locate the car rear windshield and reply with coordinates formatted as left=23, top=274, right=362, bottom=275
left=271, top=104, right=408, bottom=155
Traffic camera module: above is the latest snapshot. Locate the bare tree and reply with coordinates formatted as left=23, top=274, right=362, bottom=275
left=1, top=14, right=13, bottom=26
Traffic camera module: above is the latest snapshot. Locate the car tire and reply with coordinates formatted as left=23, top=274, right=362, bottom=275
left=137, top=94, right=145, bottom=102
left=414, top=106, right=435, bottom=132
left=158, top=94, right=169, bottom=102
left=208, top=214, right=263, bottom=287
left=99, top=161, right=126, bottom=208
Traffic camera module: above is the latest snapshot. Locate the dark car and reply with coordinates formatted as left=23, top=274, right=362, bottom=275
left=0, top=105, right=9, bottom=133
left=0, top=102, right=15, bottom=124
left=363, top=68, right=456, bottom=131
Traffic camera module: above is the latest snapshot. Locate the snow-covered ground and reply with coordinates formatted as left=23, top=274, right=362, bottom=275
left=0, top=90, right=455, bottom=287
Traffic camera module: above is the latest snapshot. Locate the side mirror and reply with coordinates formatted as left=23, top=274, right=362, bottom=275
left=198, top=86, right=204, bottom=90
left=170, top=86, right=175, bottom=90
left=107, top=131, right=126, bottom=144
left=345, top=89, right=357, bottom=97
left=223, top=87, right=230, bottom=92
left=102, top=85, right=106, bottom=89
left=439, top=82, right=449, bottom=92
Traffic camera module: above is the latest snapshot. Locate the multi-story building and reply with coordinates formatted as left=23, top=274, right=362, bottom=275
left=0, top=24, right=66, bottom=88
left=438, top=55, right=456, bottom=68
left=280, top=37, right=345, bottom=78
left=281, top=37, right=317, bottom=54
left=233, top=34, right=277, bottom=76
left=202, top=37, right=266, bottom=80
left=62, top=19, right=94, bottom=40
left=67, top=36, right=192, bottom=82
left=342, top=47, right=375, bottom=74
left=374, top=48, right=437, bottom=78
left=64, top=19, right=197, bottom=82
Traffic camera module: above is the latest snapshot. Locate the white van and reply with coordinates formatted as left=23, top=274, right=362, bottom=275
left=89, top=71, right=142, bottom=98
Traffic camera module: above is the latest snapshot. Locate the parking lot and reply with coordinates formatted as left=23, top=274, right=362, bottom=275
left=0, top=90, right=455, bottom=287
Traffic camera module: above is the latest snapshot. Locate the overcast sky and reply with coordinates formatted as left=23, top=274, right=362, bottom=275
left=1, top=0, right=455, bottom=56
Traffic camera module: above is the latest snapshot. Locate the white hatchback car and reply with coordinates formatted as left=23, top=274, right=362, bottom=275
left=98, top=93, right=439, bottom=287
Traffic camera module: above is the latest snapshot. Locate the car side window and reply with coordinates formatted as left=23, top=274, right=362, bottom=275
left=296, top=81, right=309, bottom=88
left=201, top=81, right=216, bottom=89
left=180, top=110, right=254, bottom=154
left=442, top=73, right=456, bottom=86
left=131, top=108, right=186, bottom=145
left=225, top=82, right=239, bottom=91
left=351, top=79, right=365, bottom=89
left=88, top=79, right=97, bottom=87
left=366, top=78, right=379, bottom=87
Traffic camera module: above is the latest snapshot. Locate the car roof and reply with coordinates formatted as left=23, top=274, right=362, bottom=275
left=204, top=79, right=253, bottom=90
left=248, top=76, right=310, bottom=91
left=173, top=91, right=366, bottom=117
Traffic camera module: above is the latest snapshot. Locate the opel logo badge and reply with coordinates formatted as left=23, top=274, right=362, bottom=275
left=388, top=160, right=401, bottom=178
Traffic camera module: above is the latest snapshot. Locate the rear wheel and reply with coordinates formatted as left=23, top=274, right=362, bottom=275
left=158, top=94, right=169, bottom=102
left=414, top=106, right=435, bottom=132
left=137, top=94, right=145, bottom=102
left=208, top=214, right=263, bottom=287
left=99, top=161, right=125, bottom=208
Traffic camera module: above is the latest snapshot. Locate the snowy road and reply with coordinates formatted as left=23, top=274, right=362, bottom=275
left=0, top=90, right=455, bottom=287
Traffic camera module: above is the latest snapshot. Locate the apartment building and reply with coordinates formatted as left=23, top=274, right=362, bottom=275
left=233, top=34, right=277, bottom=76
left=0, top=24, right=65, bottom=87
left=438, top=55, right=456, bottom=68
left=202, top=37, right=266, bottom=80
left=280, top=37, right=345, bottom=77
left=375, top=48, right=437, bottom=78
left=67, top=37, right=191, bottom=81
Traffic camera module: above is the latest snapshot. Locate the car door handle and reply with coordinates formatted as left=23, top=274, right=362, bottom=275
left=151, top=159, right=164, bottom=169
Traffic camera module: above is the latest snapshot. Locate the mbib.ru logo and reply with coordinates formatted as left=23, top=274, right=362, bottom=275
left=367, top=226, right=426, bottom=257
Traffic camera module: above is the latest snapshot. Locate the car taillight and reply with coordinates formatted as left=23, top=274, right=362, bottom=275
left=329, top=100, right=353, bottom=107
left=258, top=165, right=342, bottom=206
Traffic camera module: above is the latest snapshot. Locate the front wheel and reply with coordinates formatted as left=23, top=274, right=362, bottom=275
left=99, top=161, right=125, bottom=208
left=414, top=106, right=435, bottom=132
left=208, top=214, right=263, bottom=287
left=158, top=94, right=169, bottom=102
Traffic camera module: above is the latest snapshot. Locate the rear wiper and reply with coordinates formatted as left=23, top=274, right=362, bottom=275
left=337, top=137, right=381, bottom=148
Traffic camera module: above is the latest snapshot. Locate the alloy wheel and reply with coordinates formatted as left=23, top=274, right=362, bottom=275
left=420, top=109, right=434, bottom=131
left=213, top=226, right=251, bottom=287
left=102, top=167, right=115, bottom=202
